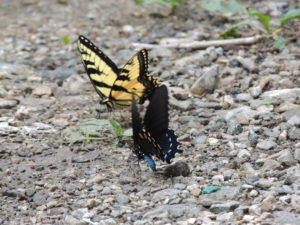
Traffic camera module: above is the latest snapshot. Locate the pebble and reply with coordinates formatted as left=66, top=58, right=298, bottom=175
left=31, top=85, right=53, bottom=98
left=256, top=140, right=276, bottom=150
left=190, top=65, right=219, bottom=96
left=294, top=148, right=300, bottom=161
left=116, top=194, right=130, bottom=204
left=210, top=201, right=240, bottom=213
left=0, top=99, right=19, bottom=109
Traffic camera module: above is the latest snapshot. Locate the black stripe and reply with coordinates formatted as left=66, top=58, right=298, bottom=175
left=86, top=68, right=103, bottom=75
left=116, top=75, right=130, bottom=81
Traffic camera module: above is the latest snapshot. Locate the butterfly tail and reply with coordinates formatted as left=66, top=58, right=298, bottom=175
left=157, top=129, right=183, bottom=164
left=144, top=155, right=156, bottom=172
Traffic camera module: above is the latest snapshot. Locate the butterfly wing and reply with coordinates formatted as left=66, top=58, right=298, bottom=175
left=131, top=97, right=163, bottom=160
left=144, top=85, right=182, bottom=163
left=144, top=85, right=169, bottom=139
left=77, top=35, right=119, bottom=103
left=110, top=49, right=158, bottom=108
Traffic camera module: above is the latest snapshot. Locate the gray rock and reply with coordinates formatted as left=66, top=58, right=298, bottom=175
left=174, top=183, right=186, bottom=190
left=294, top=148, right=300, bottom=161
left=274, top=211, right=300, bottom=224
left=236, top=93, right=252, bottom=102
left=225, top=106, right=258, bottom=125
left=237, top=149, right=251, bottom=162
left=0, top=99, right=19, bottom=109
left=227, top=120, right=243, bottom=135
left=288, top=127, right=300, bottom=140
left=276, top=150, right=296, bottom=166
left=190, top=65, right=219, bottom=96
left=152, top=189, right=181, bottom=202
left=262, top=159, right=281, bottom=170
left=198, top=186, right=241, bottom=206
left=116, top=194, right=130, bottom=204
left=169, top=97, right=191, bottom=110
left=143, top=204, right=201, bottom=219
left=261, top=88, right=300, bottom=102
left=64, top=215, right=86, bottom=225
left=236, top=56, right=257, bottom=72
left=210, top=201, right=240, bottom=213
left=33, top=190, right=50, bottom=206
left=256, top=140, right=276, bottom=150
left=71, top=208, right=88, bottom=220
left=249, top=204, right=261, bottom=215
left=101, top=218, right=117, bottom=225
left=287, top=115, right=300, bottom=126
left=254, top=178, right=273, bottom=189
left=102, top=187, right=112, bottom=195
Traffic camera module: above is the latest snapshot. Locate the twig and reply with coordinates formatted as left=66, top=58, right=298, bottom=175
left=132, top=35, right=263, bottom=49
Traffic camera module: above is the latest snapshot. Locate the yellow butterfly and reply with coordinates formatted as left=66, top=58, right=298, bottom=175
left=77, top=35, right=158, bottom=109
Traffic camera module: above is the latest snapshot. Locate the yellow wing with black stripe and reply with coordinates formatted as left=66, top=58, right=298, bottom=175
left=77, top=35, right=158, bottom=109
left=110, top=49, right=159, bottom=108
left=77, top=35, right=119, bottom=102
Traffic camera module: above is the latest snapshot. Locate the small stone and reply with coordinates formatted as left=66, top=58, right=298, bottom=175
left=254, top=178, right=272, bottom=189
left=294, top=148, right=300, bottom=161
left=256, top=140, right=276, bottom=150
left=249, top=190, right=259, bottom=197
left=164, top=161, right=190, bottom=178
left=237, top=149, right=251, bottom=162
left=190, top=188, right=201, bottom=196
left=116, top=194, right=129, bottom=204
left=101, top=218, right=117, bottom=225
left=87, top=175, right=106, bottom=185
left=102, top=187, right=112, bottom=195
left=236, top=56, right=257, bottom=72
left=249, top=204, right=261, bottom=215
left=211, top=175, right=224, bottom=185
left=0, top=99, right=19, bottom=109
left=243, top=215, right=255, bottom=222
left=174, top=183, right=186, bottom=190
left=261, top=195, right=275, bottom=212
left=288, top=127, right=300, bottom=140
left=277, top=150, right=296, bottom=166
left=86, top=199, right=100, bottom=209
left=262, top=159, right=281, bottom=170
left=64, top=215, right=85, bottom=225
left=210, top=201, right=240, bottom=213
left=190, top=65, right=219, bottom=96
left=32, top=85, right=53, bottom=98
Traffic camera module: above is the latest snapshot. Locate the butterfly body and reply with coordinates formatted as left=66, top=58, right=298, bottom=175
left=77, top=35, right=158, bottom=110
left=131, top=85, right=182, bottom=171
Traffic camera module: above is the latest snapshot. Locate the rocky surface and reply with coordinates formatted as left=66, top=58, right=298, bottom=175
left=1, top=0, right=300, bottom=224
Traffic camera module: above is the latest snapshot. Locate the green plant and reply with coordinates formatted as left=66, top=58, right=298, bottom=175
left=202, top=0, right=300, bottom=49
left=63, top=119, right=132, bottom=143
left=60, top=35, right=71, bottom=44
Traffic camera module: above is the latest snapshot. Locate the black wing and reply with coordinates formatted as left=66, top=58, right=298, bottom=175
left=144, top=85, right=182, bottom=163
left=144, top=85, right=169, bottom=139
left=131, top=97, right=163, bottom=159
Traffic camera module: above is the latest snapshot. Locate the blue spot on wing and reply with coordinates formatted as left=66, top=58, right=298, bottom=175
left=157, top=130, right=182, bottom=164
left=144, top=155, right=156, bottom=171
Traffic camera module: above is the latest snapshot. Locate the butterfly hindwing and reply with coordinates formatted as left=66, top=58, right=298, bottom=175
left=77, top=35, right=119, bottom=101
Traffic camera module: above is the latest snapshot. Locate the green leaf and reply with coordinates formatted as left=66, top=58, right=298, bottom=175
left=248, top=8, right=270, bottom=32
left=61, top=35, right=71, bottom=45
left=109, top=119, right=123, bottom=137
left=273, top=36, right=285, bottom=50
left=200, top=0, right=244, bottom=15
left=134, top=0, right=142, bottom=4
left=261, top=98, right=273, bottom=105
left=280, top=8, right=300, bottom=26
left=123, top=128, right=133, bottom=137
left=202, top=186, right=221, bottom=194
left=220, top=20, right=264, bottom=39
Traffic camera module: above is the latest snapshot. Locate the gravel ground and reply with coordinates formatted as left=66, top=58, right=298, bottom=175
left=1, top=0, right=300, bottom=224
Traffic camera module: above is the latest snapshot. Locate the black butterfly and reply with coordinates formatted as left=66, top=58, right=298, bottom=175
left=131, top=85, right=182, bottom=171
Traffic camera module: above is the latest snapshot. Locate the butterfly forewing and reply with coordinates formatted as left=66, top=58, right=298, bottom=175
left=144, top=85, right=169, bottom=139
left=77, top=35, right=119, bottom=100
left=111, top=49, right=158, bottom=107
